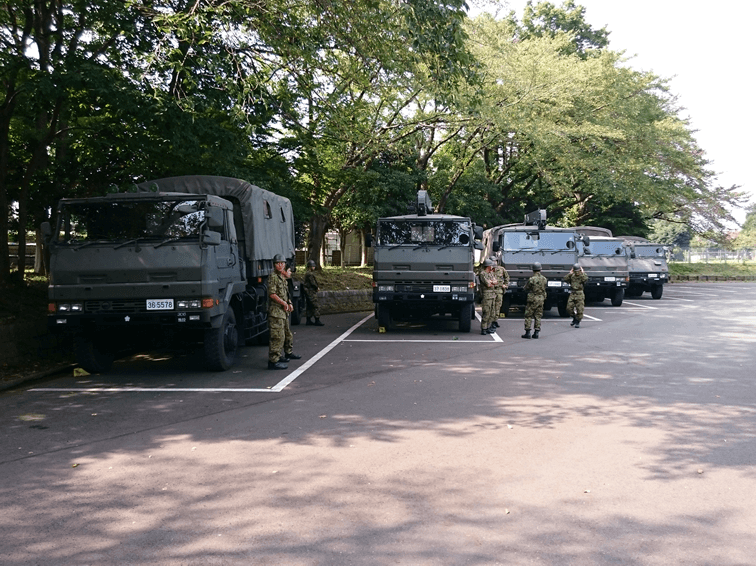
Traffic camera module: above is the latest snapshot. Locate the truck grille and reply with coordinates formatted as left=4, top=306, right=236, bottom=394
left=85, top=300, right=147, bottom=314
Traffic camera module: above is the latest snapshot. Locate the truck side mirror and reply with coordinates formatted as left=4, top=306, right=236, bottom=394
left=41, top=221, right=53, bottom=244
left=473, top=225, right=484, bottom=239
left=365, top=234, right=372, bottom=248
left=492, top=241, right=500, bottom=252
left=205, top=206, right=225, bottom=229
left=202, top=231, right=221, bottom=246
left=474, top=241, right=484, bottom=250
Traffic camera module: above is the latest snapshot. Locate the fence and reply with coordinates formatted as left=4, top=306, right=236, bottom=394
left=669, top=247, right=756, bottom=263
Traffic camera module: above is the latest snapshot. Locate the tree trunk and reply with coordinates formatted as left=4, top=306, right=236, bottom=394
left=308, top=213, right=329, bottom=267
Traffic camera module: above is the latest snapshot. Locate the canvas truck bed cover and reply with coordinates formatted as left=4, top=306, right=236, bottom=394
left=136, top=176, right=295, bottom=263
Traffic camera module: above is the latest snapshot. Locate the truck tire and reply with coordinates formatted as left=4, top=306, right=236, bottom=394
left=205, top=308, right=239, bottom=371
left=290, top=296, right=302, bottom=326
left=459, top=303, right=473, bottom=333
left=377, top=304, right=391, bottom=329
left=611, top=287, right=625, bottom=306
left=651, top=285, right=663, bottom=300
left=75, top=335, right=114, bottom=373
left=557, top=298, right=569, bottom=317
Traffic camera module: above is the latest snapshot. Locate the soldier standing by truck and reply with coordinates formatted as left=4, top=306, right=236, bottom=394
left=479, top=258, right=498, bottom=335
left=522, top=262, right=547, bottom=339
left=304, top=260, right=324, bottom=326
left=268, top=255, right=297, bottom=370
left=563, top=263, right=588, bottom=328
left=492, top=256, right=509, bottom=327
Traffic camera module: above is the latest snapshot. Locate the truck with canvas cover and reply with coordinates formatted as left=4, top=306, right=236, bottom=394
left=617, top=235, right=669, bottom=299
left=43, top=175, right=302, bottom=373
left=368, top=190, right=483, bottom=332
left=481, top=210, right=585, bottom=317
left=573, top=226, right=629, bottom=306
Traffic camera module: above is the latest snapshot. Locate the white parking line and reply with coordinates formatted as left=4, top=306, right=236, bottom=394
left=31, top=313, right=375, bottom=394
left=663, top=296, right=694, bottom=301
left=622, top=301, right=658, bottom=310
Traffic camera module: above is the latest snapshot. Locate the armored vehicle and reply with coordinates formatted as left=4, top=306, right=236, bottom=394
left=43, top=175, right=303, bottom=373
left=617, top=236, right=669, bottom=299
left=481, top=210, right=584, bottom=317
left=368, top=190, right=482, bottom=332
left=573, top=227, right=629, bottom=306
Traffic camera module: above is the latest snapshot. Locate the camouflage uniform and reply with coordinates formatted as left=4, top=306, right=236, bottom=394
left=493, top=264, right=510, bottom=319
left=268, top=271, right=293, bottom=363
left=480, top=268, right=498, bottom=332
left=563, top=270, right=589, bottom=323
left=304, top=269, right=321, bottom=319
left=523, top=272, right=547, bottom=331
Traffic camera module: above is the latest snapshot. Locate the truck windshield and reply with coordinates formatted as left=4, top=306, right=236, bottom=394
left=377, top=220, right=471, bottom=246
left=587, top=241, right=626, bottom=256
left=502, top=232, right=575, bottom=251
left=634, top=245, right=665, bottom=258
left=55, top=199, right=206, bottom=243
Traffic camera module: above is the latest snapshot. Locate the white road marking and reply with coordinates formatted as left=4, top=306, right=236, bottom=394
left=31, top=313, right=375, bottom=394
left=621, top=301, right=657, bottom=310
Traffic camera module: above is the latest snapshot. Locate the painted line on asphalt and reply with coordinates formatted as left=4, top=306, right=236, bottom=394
left=621, top=301, right=658, bottom=310
left=30, top=313, right=375, bottom=394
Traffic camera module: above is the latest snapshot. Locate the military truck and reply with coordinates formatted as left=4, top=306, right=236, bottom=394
left=481, top=210, right=585, bottom=317
left=43, top=175, right=303, bottom=373
left=368, top=190, right=482, bottom=332
left=617, top=235, right=669, bottom=299
left=573, top=226, right=629, bottom=306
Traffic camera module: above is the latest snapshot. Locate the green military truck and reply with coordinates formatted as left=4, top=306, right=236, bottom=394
left=368, top=190, right=482, bottom=332
left=43, top=175, right=303, bottom=373
left=573, top=226, right=629, bottom=306
left=481, top=210, right=585, bottom=317
left=617, top=235, right=669, bottom=299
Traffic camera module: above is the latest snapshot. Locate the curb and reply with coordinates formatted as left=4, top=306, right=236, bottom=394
left=669, top=275, right=756, bottom=282
left=0, top=363, right=77, bottom=392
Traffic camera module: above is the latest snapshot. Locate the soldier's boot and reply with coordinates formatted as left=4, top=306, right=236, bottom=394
left=532, top=329, right=540, bottom=339
left=314, top=318, right=324, bottom=326
left=492, top=320, right=499, bottom=328
left=521, top=329, right=531, bottom=339
left=570, top=317, right=576, bottom=326
left=487, top=326, right=497, bottom=334
left=481, top=327, right=488, bottom=335
left=268, top=360, right=288, bottom=370
left=574, top=321, right=580, bottom=328
left=306, top=317, right=314, bottom=325
left=280, top=352, right=302, bottom=362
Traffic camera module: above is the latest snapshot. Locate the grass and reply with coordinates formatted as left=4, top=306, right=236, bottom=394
left=669, top=261, right=756, bottom=277
left=293, top=265, right=373, bottom=291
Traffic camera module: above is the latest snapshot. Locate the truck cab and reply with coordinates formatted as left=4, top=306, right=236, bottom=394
left=619, top=236, right=669, bottom=299
left=370, top=191, right=482, bottom=332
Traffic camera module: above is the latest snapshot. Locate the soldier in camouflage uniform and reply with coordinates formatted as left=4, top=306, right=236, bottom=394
left=304, top=259, right=324, bottom=326
left=563, top=263, right=588, bottom=328
left=479, top=258, right=498, bottom=335
left=267, top=255, right=302, bottom=369
left=522, top=262, right=547, bottom=339
left=492, top=256, right=510, bottom=327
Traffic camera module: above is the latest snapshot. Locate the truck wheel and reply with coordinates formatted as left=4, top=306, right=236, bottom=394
left=651, top=285, right=663, bottom=300
left=459, top=303, right=473, bottom=332
left=557, top=298, right=569, bottom=317
left=205, top=308, right=239, bottom=371
left=377, top=304, right=391, bottom=329
left=501, top=297, right=511, bottom=317
left=290, top=296, right=302, bottom=326
left=75, top=335, right=114, bottom=374
left=611, top=288, right=625, bottom=306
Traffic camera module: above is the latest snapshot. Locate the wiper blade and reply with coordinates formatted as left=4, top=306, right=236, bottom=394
left=114, top=238, right=150, bottom=249
left=154, top=237, right=185, bottom=248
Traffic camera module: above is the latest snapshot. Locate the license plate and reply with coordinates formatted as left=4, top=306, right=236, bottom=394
left=547, top=280, right=561, bottom=287
left=648, top=273, right=658, bottom=278
left=604, top=276, right=616, bottom=282
left=433, top=285, right=451, bottom=293
left=146, top=299, right=174, bottom=311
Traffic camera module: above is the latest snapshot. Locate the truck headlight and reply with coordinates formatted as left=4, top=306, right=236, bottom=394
left=58, top=303, right=82, bottom=312
left=451, top=286, right=467, bottom=293
left=177, top=300, right=202, bottom=309
left=378, top=285, right=394, bottom=292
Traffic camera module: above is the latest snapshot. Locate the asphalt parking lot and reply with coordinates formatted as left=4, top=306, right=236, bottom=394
left=2, top=281, right=755, bottom=565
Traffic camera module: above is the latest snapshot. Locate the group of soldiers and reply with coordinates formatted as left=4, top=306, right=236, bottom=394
left=266, top=255, right=324, bottom=370
left=479, top=257, right=589, bottom=339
